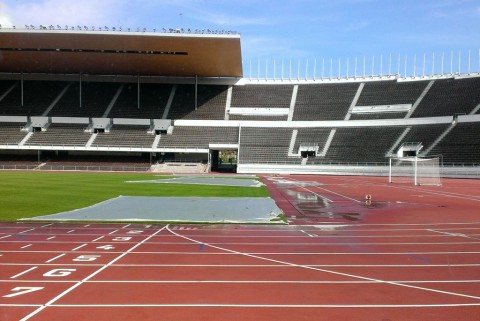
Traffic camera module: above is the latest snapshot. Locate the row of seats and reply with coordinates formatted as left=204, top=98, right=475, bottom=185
left=2, top=78, right=480, bottom=120
left=0, top=121, right=479, bottom=164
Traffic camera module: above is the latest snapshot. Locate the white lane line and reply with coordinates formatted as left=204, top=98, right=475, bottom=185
left=4, top=278, right=478, bottom=284
left=19, top=225, right=168, bottom=321
left=3, top=240, right=480, bottom=246
left=0, top=280, right=77, bottom=283
left=40, top=223, right=53, bottom=228
left=2, top=262, right=479, bottom=268
left=428, top=229, right=480, bottom=241
left=152, top=234, right=476, bottom=238
left=83, top=224, right=90, bottom=227
left=108, top=229, right=119, bottom=235
left=3, top=250, right=480, bottom=255
left=46, top=236, right=56, bottom=240
left=85, top=279, right=480, bottom=284
left=168, top=226, right=480, bottom=302
left=0, top=235, right=11, bottom=239
left=0, top=304, right=42, bottom=307
left=92, top=236, right=104, bottom=242
left=49, top=303, right=480, bottom=308
left=67, top=230, right=75, bottom=234
left=18, top=228, right=36, bottom=234
left=10, top=266, right=38, bottom=279
left=300, top=230, right=317, bottom=237
left=20, top=244, right=32, bottom=249
left=71, top=244, right=87, bottom=251
left=122, top=224, right=131, bottom=229
left=122, top=241, right=480, bottom=245
left=45, top=253, right=66, bottom=263
left=127, top=251, right=480, bottom=255
left=389, top=185, right=480, bottom=202
left=0, top=263, right=102, bottom=267
left=109, top=263, right=480, bottom=267
left=289, top=177, right=362, bottom=203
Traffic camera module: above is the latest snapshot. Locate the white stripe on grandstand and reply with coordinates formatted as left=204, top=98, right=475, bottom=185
left=19, top=225, right=168, bottom=321
left=162, top=85, right=177, bottom=119
left=287, top=85, right=298, bottom=121
left=167, top=226, right=480, bottom=301
left=102, top=84, right=124, bottom=118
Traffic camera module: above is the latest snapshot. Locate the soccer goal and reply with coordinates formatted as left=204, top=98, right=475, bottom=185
left=388, top=156, right=442, bottom=186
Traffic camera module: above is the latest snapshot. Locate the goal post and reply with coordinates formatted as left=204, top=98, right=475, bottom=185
left=389, top=156, right=442, bottom=186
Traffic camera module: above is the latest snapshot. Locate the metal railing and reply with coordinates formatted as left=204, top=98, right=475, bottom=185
left=0, top=164, right=150, bottom=172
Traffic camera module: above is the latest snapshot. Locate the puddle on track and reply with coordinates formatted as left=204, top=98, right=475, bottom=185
left=269, top=177, right=436, bottom=224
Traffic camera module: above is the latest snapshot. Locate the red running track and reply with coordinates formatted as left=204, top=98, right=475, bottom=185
left=0, top=175, right=479, bottom=320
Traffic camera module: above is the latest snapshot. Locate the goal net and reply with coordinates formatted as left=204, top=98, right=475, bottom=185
left=388, top=156, right=442, bottom=186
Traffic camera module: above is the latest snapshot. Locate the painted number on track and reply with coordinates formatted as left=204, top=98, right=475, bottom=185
left=96, top=245, right=115, bottom=250
left=43, top=269, right=77, bottom=277
left=3, top=287, right=43, bottom=298
left=127, top=230, right=144, bottom=234
left=73, top=255, right=101, bottom=262
left=112, top=237, right=132, bottom=241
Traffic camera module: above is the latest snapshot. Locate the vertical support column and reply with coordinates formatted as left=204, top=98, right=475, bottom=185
left=137, top=74, right=140, bottom=110
left=21, top=72, right=24, bottom=107
left=194, top=74, right=198, bottom=110
left=79, top=73, right=82, bottom=108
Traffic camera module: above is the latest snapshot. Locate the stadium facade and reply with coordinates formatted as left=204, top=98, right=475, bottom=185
left=0, top=28, right=479, bottom=177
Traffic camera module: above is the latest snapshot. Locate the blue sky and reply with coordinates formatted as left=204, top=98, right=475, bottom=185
left=1, top=0, right=479, bottom=78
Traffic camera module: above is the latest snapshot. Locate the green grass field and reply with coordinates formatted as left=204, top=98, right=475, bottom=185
left=0, top=171, right=269, bottom=221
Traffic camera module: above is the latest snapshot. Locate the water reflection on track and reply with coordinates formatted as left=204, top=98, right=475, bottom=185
left=265, top=176, right=428, bottom=224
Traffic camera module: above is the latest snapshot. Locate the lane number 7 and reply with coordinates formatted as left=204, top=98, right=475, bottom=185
left=3, top=287, right=44, bottom=298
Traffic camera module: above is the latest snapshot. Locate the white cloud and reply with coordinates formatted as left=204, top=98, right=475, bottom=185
left=202, top=12, right=268, bottom=26
left=188, top=6, right=269, bottom=26
left=0, top=1, right=14, bottom=27
left=3, top=0, right=125, bottom=27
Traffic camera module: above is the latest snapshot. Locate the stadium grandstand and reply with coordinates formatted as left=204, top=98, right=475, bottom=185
left=1, top=27, right=480, bottom=178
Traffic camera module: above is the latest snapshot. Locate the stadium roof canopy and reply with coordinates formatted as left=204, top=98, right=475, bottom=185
left=0, top=29, right=243, bottom=79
